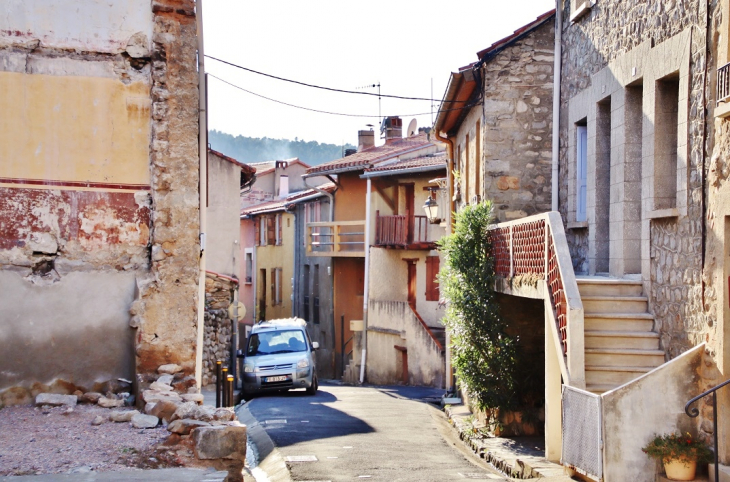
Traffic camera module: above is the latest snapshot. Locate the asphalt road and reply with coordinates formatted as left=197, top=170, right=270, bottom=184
left=241, top=382, right=506, bottom=481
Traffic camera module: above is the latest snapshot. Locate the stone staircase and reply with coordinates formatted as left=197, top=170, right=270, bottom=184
left=577, top=277, right=665, bottom=394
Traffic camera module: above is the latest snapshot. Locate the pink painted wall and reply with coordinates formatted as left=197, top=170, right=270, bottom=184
left=238, top=217, right=256, bottom=331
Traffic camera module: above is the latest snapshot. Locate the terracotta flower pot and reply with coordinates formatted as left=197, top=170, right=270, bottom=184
left=663, top=458, right=697, bottom=481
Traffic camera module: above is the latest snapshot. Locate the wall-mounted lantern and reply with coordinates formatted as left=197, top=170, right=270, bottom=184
left=423, top=187, right=441, bottom=224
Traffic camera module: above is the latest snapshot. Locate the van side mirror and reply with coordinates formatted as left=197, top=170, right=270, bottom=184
left=311, top=341, right=319, bottom=351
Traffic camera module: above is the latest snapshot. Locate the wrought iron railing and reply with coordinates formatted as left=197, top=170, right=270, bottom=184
left=718, top=61, right=730, bottom=104
left=685, top=377, right=730, bottom=482
left=489, top=212, right=584, bottom=387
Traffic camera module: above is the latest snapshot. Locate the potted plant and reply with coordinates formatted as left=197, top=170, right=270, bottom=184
left=642, top=432, right=713, bottom=481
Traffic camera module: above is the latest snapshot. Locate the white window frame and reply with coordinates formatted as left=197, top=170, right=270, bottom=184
left=576, top=125, right=588, bottom=222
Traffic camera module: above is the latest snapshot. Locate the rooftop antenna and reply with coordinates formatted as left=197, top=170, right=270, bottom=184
left=357, top=82, right=381, bottom=122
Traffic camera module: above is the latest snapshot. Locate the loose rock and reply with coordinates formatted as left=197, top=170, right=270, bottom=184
left=109, top=410, right=140, bottom=423
left=150, top=381, right=174, bottom=392
left=148, top=401, right=179, bottom=424
left=91, top=415, right=105, bottom=426
left=79, top=392, right=102, bottom=404
left=192, top=423, right=247, bottom=460
left=181, top=393, right=204, bottom=404
left=35, top=393, right=77, bottom=408
left=158, top=364, right=183, bottom=375
left=168, top=418, right=211, bottom=435
left=131, top=413, right=159, bottom=429
left=98, top=397, right=125, bottom=409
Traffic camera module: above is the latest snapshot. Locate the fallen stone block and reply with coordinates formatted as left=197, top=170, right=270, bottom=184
left=149, top=400, right=180, bottom=423
left=35, top=393, right=77, bottom=407
left=192, top=423, right=247, bottom=461
left=1, top=387, right=32, bottom=407
left=145, top=402, right=157, bottom=414
left=156, top=374, right=174, bottom=385
left=171, top=401, right=202, bottom=422
left=131, top=413, right=159, bottom=429
left=168, top=418, right=211, bottom=435
left=150, top=381, right=174, bottom=392
left=98, top=397, right=125, bottom=409
left=158, top=364, right=183, bottom=375
left=109, top=410, right=140, bottom=423
left=142, top=389, right=182, bottom=405
left=214, top=408, right=236, bottom=422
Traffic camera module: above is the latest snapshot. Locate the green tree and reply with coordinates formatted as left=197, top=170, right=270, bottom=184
left=438, top=200, right=517, bottom=412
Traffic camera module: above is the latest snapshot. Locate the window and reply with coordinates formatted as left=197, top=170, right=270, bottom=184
left=266, top=215, right=276, bottom=245
left=425, top=256, right=440, bottom=301
left=576, top=123, right=588, bottom=222
left=654, top=74, right=679, bottom=211
left=276, top=214, right=283, bottom=245
left=244, top=250, right=253, bottom=284
left=570, top=0, right=594, bottom=22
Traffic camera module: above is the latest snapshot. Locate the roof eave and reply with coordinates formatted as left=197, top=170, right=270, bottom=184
left=361, top=164, right=447, bottom=179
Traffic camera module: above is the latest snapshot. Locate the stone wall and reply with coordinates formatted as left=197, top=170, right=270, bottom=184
left=558, top=0, right=719, bottom=445
left=202, top=274, right=236, bottom=386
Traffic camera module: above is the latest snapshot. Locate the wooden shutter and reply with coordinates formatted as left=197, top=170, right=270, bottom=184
left=276, top=214, right=283, bottom=246
left=266, top=215, right=276, bottom=245
left=254, top=217, right=260, bottom=246
left=271, top=268, right=276, bottom=305
left=425, top=256, right=440, bottom=301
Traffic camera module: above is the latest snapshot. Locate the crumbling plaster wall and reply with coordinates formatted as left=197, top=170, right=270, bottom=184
left=0, top=0, right=201, bottom=397
left=558, top=0, right=720, bottom=444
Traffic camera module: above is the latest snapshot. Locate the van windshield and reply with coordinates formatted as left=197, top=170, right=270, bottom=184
left=247, top=329, right=307, bottom=356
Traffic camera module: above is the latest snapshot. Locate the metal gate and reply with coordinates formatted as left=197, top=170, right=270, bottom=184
left=562, top=385, right=602, bottom=479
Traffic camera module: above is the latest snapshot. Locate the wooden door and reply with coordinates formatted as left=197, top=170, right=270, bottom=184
left=405, top=184, right=414, bottom=244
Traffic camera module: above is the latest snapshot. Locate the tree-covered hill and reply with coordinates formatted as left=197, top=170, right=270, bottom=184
left=209, top=130, right=356, bottom=166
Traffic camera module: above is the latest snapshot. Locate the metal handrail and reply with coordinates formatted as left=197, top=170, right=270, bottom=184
left=685, top=377, right=730, bottom=482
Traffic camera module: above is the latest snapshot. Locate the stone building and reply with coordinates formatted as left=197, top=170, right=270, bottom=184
left=0, top=0, right=203, bottom=404
left=434, top=10, right=555, bottom=223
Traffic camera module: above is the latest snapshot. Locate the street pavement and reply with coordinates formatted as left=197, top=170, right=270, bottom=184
left=240, top=382, right=508, bottom=481
left=0, top=468, right=229, bottom=482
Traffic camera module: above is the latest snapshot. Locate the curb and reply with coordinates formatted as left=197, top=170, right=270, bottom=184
left=236, top=404, right=292, bottom=482
left=444, top=405, right=572, bottom=481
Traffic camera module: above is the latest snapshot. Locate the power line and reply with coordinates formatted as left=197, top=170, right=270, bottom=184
left=205, top=54, right=452, bottom=103
left=208, top=74, right=479, bottom=119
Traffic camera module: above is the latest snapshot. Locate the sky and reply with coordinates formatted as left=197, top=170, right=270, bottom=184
left=203, top=0, right=555, bottom=147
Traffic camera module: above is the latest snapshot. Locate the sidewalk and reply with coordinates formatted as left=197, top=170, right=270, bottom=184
left=444, top=403, right=575, bottom=481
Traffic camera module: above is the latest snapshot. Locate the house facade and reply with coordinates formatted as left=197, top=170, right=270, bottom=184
left=0, top=0, right=202, bottom=403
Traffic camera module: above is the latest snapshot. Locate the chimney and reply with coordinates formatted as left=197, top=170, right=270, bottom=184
left=382, top=116, right=402, bottom=144
left=357, top=130, right=374, bottom=152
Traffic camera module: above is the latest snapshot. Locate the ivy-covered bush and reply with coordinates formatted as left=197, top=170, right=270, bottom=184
left=438, top=200, right=517, bottom=412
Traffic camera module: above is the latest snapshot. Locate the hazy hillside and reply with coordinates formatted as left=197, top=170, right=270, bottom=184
left=209, top=130, right=356, bottom=166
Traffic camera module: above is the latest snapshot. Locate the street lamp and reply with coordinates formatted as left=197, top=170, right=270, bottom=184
left=423, top=188, right=441, bottom=224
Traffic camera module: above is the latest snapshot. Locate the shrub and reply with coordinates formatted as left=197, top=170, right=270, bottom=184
left=642, top=432, right=713, bottom=464
left=438, top=200, right=517, bottom=413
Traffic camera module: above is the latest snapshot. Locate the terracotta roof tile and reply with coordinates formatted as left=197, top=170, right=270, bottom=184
left=363, top=153, right=448, bottom=175
left=306, top=133, right=435, bottom=175
left=476, top=9, right=556, bottom=60
left=241, top=183, right=336, bottom=217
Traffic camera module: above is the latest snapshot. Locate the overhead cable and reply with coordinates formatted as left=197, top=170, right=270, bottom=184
left=208, top=74, right=479, bottom=119
left=205, top=55, right=453, bottom=103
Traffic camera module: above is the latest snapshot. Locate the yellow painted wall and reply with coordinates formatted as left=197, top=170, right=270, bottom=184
left=0, top=72, right=150, bottom=186
left=255, top=212, right=295, bottom=320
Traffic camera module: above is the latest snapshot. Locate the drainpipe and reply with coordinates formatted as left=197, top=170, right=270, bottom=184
left=361, top=177, right=372, bottom=383
left=195, top=0, right=207, bottom=390
left=551, top=1, right=562, bottom=212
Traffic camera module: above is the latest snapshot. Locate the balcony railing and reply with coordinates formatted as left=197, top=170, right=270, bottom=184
left=719, top=61, right=730, bottom=104
left=489, top=212, right=584, bottom=388
left=306, top=221, right=365, bottom=257
left=375, top=211, right=433, bottom=247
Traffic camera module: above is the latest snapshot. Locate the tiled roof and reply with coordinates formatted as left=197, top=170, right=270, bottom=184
left=306, top=133, right=434, bottom=175
left=363, top=153, right=448, bottom=176
left=476, top=9, right=556, bottom=60
left=241, top=183, right=336, bottom=217
left=250, top=158, right=310, bottom=176
left=208, top=148, right=256, bottom=175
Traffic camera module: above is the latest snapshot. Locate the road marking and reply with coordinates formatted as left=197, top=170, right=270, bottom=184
left=458, top=474, right=504, bottom=480
left=326, top=456, right=338, bottom=459
left=358, top=476, right=372, bottom=479
left=343, top=446, right=353, bottom=449
left=264, top=419, right=287, bottom=424
left=301, top=420, right=310, bottom=422
left=285, top=455, right=318, bottom=462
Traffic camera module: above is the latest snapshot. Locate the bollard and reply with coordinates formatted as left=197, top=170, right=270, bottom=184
left=227, top=374, right=235, bottom=407
left=215, top=360, right=222, bottom=408
left=221, top=366, right=229, bottom=407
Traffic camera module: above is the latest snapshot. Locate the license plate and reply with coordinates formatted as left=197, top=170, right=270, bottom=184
left=265, top=375, right=288, bottom=383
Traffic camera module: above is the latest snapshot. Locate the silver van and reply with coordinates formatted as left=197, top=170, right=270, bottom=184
left=242, top=318, right=319, bottom=397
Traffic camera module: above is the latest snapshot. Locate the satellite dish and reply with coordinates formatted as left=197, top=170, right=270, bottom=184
left=407, top=118, right=417, bottom=137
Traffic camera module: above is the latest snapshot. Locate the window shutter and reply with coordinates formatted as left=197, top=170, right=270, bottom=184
left=271, top=268, right=276, bottom=305
left=425, top=256, right=440, bottom=301
left=277, top=214, right=283, bottom=246
left=254, top=217, right=260, bottom=246
left=267, top=215, right=276, bottom=245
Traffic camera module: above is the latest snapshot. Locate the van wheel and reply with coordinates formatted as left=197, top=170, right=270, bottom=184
left=306, top=376, right=318, bottom=395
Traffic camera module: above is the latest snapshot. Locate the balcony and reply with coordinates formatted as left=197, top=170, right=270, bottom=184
left=717, top=62, right=730, bottom=118
left=306, top=221, right=365, bottom=257
left=375, top=211, right=435, bottom=249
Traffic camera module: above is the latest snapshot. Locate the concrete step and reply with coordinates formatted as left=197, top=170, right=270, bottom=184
left=585, top=365, right=654, bottom=386
left=577, top=277, right=644, bottom=297
left=584, top=313, right=655, bottom=332
left=585, top=330, right=660, bottom=350
left=584, top=348, right=665, bottom=367
left=582, top=296, right=648, bottom=314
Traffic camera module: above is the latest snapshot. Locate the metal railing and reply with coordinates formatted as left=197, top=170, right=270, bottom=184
left=718, top=61, right=730, bottom=105
left=488, top=212, right=584, bottom=387
left=685, top=377, right=730, bottom=482
left=306, top=220, right=365, bottom=257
